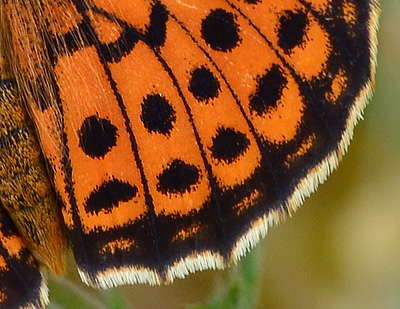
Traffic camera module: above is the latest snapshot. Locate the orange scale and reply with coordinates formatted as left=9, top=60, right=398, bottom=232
left=343, top=0, right=358, bottom=26
left=230, top=0, right=304, bottom=37
left=250, top=69, right=305, bottom=144
left=1, top=234, right=24, bottom=259
left=162, top=0, right=250, bottom=66
left=325, top=68, right=348, bottom=103
left=231, top=0, right=331, bottom=80
left=150, top=159, right=210, bottom=216
left=190, top=101, right=262, bottom=188
left=230, top=0, right=302, bottom=29
left=162, top=0, right=232, bottom=33
left=93, top=0, right=152, bottom=30
left=174, top=10, right=284, bottom=112
left=78, top=196, right=145, bottom=233
left=0, top=256, right=6, bottom=271
left=4, top=1, right=44, bottom=81
left=186, top=95, right=261, bottom=188
left=281, top=14, right=331, bottom=80
left=158, top=18, right=261, bottom=188
left=210, top=51, right=278, bottom=108
left=109, top=41, right=210, bottom=216
left=43, top=0, right=82, bottom=36
left=210, top=136, right=261, bottom=189
left=0, top=209, right=32, bottom=268
left=55, top=47, right=146, bottom=232
left=309, top=0, right=334, bottom=13
left=31, top=111, right=74, bottom=228
left=88, top=10, right=123, bottom=44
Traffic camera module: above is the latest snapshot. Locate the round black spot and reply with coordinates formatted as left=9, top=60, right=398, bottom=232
left=79, top=116, right=118, bottom=159
left=201, top=9, right=241, bottom=52
left=210, top=127, right=250, bottom=164
left=249, top=65, right=288, bottom=116
left=157, top=160, right=200, bottom=195
left=188, top=66, right=221, bottom=102
left=244, top=0, right=261, bottom=3
left=278, top=10, right=308, bottom=52
left=85, top=179, right=138, bottom=215
left=141, top=94, right=176, bottom=135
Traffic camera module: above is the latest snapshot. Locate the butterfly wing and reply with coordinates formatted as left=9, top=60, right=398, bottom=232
left=2, top=0, right=379, bottom=289
left=0, top=200, right=47, bottom=308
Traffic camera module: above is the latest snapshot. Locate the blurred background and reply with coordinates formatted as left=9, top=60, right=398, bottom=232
left=48, top=0, right=400, bottom=307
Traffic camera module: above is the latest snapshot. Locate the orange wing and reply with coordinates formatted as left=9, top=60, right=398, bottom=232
left=1, top=0, right=379, bottom=291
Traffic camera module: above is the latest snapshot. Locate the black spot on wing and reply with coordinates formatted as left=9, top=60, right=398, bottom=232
left=249, top=65, right=288, bottom=116
left=201, top=9, right=241, bottom=52
left=189, top=66, right=220, bottom=102
left=79, top=116, right=118, bottom=159
left=144, top=2, right=169, bottom=48
left=210, top=127, right=250, bottom=164
left=278, top=10, right=309, bottom=53
left=157, top=160, right=200, bottom=195
left=141, top=94, right=176, bottom=135
left=85, top=179, right=138, bottom=215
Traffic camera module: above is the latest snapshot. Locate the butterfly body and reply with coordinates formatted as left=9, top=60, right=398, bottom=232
left=0, top=0, right=379, bottom=307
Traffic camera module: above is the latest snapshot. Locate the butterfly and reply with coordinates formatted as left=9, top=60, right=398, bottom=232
left=0, top=0, right=379, bottom=307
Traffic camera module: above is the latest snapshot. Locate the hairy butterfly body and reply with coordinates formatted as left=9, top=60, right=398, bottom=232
left=0, top=0, right=379, bottom=307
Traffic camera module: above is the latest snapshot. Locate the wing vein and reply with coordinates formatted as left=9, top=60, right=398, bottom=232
left=226, top=0, right=337, bottom=144
left=72, top=0, right=163, bottom=263
left=166, top=8, right=283, bottom=202
left=150, top=42, right=228, bottom=247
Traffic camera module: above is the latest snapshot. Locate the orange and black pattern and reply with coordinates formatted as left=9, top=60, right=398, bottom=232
left=0, top=79, right=60, bottom=307
left=0, top=0, right=379, bottom=307
left=0, top=206, right=47, bottom=308
left=0, top=177, right=46, bottom=308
